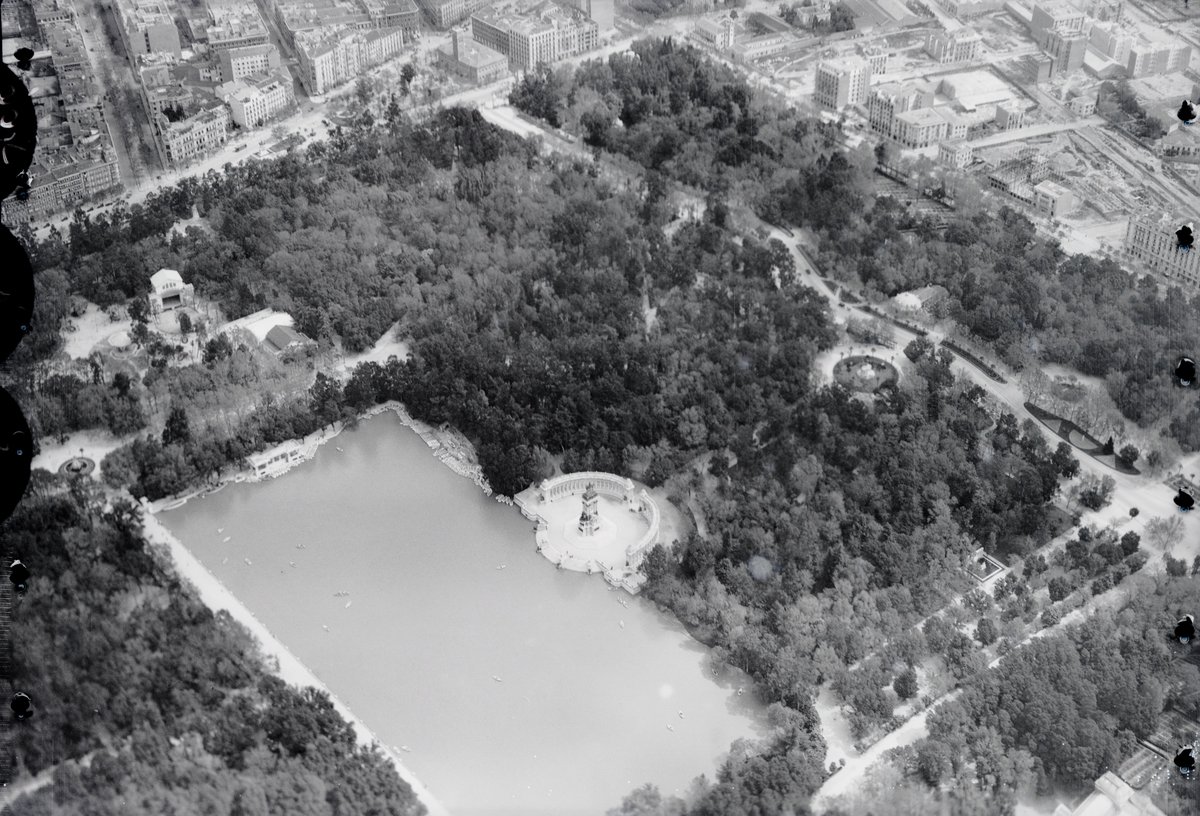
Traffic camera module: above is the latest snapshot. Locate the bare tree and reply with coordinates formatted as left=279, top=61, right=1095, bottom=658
left=1074, top=387, right=1106, bottom=434
left=1020, top=365, right=1051, bottom=404
left=1142, top=515, right=1185, bottom=553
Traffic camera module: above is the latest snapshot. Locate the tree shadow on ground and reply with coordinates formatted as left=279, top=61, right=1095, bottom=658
left=1025, top=401, right=1141, bottom=476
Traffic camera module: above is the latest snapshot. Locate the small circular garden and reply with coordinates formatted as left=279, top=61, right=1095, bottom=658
left=59, top=457, right=96, bottom=477
left=833, top=355, right=899, bottom=394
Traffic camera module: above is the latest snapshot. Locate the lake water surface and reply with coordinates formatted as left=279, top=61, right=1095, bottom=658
left=161, top=411, right=770, bottom=816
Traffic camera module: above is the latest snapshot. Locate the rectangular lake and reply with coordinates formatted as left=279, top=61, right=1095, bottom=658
left=161, top=411, right=770, bottom=816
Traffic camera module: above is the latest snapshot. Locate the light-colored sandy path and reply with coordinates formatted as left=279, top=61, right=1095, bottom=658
left=61, top=302, right=133, bottom=360
left=336, top=323, right=412, bottom=375
left=138, top=510, right=451, bottom=816
left=0, top=752, right=97, bottom=809
left=813, top=536, right=1180, bottom=813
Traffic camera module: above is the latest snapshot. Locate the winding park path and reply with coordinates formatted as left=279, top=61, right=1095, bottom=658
left=459, top=114, right=1200, bottom=791
left=762, top=223, right=1171, bottom=502
left=0, top=751, right=97, bottom=810
left=811, top=577, right=1142, bottom=812
left=28, top=75, right=1195, bottom=814
left=762, top=225, right=1200, bottom=811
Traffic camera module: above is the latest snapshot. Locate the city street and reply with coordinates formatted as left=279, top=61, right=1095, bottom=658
left=28, top=14, right=679, bottom=242
left=29, top=69, right=518, bottom=240
left=68, top=0, right=140, bottom=184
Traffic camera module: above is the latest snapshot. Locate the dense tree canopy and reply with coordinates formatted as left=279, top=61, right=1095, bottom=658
left=7, top=36, right=1196, bottom=816
left=507, top=40, right=1200, bottom=454
left=909, top=574, right=1199, bottom=811
left=7, top=478, right=425, bottom=816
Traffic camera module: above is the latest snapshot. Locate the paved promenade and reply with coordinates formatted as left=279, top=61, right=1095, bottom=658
left=514, top=476, right=658, bottom=594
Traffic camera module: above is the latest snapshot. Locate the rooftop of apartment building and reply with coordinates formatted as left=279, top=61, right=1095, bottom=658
left=440, top=35, right=506, bottom=67
left=31, top=0, right=73, bottom=13
left=244, top=71, right=290, bottom=92
left=294, top=22, right=400, bottom=55
left=28, top=141, right=116, bottom=175
left=1133, top=210, right=1200, bottom=229
left=474, top=8, right=553, bottom=35
left=219, top=77, right=289, bottom=104
left=281, top=4, right=367, bottom=30
left=276, top=0, right=362, bottom=14
left=120, top=0, right=174, bottom=11
left=207, top=0, right=260, bottom=14
left=145, top=61, right=221, bottom=95
left=1034, top=178, right=1069, bottom=195
left=207, top=5, right=267, bottom=31
left=819, top=55, right=869, bottom=73
left=938, top=70, right=1016, bottom=110
left=1127, top=71, right=1194, bottom=102
left=358, top=0, right=419, bottom=13
left=58, top=72, right=96, bottom=97
left=1034, top=0, right=1085, bottom=16
left=937, top=26, right=982, bottom=40
left=531, top=1, right=589, bottom=26
left=476, top=0, right=592, bottom=34
left=135, top=50, right=179, bottom=71
left=42, top=32, right=88, bottom=64
left=119, top=0, right=176, bottom=20
left=223, top=42, right=277, bottom=56
left=1161, top=124, right=1200, bottom=151
left=897, top=106, right=954, bottom=126
left=1089, top=18, right=1132, bottom=35
left=35, top=110, right=96, bottom=139
left=734, top=31, right=791, bottom=49
left=164, top=104, right=228, bottom=130
left=294, top=23, right=353, bottom=50
left=146, top=83, right=192, bottom=102
left=872, top=78, right=938, bottom=97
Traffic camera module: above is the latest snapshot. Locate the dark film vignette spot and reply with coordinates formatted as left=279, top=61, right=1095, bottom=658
left=9, top=691, right=33, bottom=721
left=1174, top=746, right=1195, bottom=779
left=9, top=559, right=30, bottom=594
left=0, top=385, right=33, bottom=526
left=0, top=61, right=38, bottom=202
left=12, top=48, right=35, bottom=73
left=1176, top=223, right=1194, bottom=252
left=1176, top=614, right=1196, bottom=645
left=1181, top=99, right=1197, bottom=125
left=0, top=223, right=36, bottom=365
left=1175, top=356, right=1196, bottom=388
left=1173, top=488, right=1195, bottom=512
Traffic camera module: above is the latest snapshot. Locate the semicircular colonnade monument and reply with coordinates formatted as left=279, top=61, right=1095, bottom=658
left=514, top=472, right=661, bottom=594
